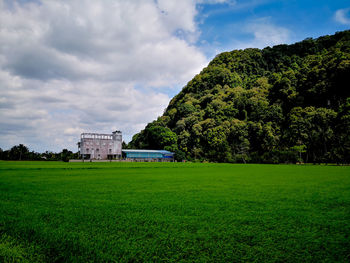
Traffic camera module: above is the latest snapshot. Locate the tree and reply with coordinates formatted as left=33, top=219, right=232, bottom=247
left=122, top=141, right=128, bottom=149
left=286, top=107, right=336, bottom=162
left=61, top=149, right=72, bottom=162
left=9, top=144, right=29, bottom=160
left=290, top=144, right=307, bottom=163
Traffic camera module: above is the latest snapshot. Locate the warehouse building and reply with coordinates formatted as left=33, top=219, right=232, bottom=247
left=122, top=149, right=174, bottom=162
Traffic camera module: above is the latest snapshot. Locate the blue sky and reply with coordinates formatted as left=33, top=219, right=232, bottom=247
left=0, top=0, right=349, bottom=152
left=195, top=0, right=350, bottom=57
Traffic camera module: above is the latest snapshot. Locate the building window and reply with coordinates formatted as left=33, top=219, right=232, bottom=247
left=109, top=149, right=112, bottom=153
left=86, top=148, right=89, bottom=153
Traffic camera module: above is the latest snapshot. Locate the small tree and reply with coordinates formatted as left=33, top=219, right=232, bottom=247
left=290, top=144, right=307, bottom=163
left=61, top=149, right=72, bottom=162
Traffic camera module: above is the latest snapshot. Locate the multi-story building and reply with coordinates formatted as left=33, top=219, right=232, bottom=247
left=78, top=131, right=122, bottom=160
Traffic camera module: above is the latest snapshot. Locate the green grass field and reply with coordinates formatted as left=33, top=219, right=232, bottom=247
left=0, top=161, right=349, bottom=262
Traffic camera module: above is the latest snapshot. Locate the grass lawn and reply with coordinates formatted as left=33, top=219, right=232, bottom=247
left=0, top=161, right=349, bottom=262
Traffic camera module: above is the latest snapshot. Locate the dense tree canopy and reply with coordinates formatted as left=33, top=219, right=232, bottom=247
left=0, top=145, right=79, bottom=162
left=129, top=30, right=350, bottom=163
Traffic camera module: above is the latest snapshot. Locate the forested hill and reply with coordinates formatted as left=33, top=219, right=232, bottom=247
left=129, top=30, right=350, bottom=163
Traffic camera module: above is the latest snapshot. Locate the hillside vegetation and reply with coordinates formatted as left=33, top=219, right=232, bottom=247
left=129, top=30, right=350, bottom=163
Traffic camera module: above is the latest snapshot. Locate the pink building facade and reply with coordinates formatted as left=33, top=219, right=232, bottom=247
left=78, top=131, right=122, bottom=160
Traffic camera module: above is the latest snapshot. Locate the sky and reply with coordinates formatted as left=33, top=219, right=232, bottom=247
left=0, top=0, right=349, bottom=152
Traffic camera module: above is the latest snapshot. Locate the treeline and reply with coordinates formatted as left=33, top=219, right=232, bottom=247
left=0, top=144, right=79, bottom=162
left=129, top=30, right=350, bottom=163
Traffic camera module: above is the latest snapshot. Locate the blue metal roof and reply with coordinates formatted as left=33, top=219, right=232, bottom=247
left=158, top=150, right=173, bottom=154
left=122, top=149, right=174, bottom=158
left=122, top=149, right=173, bottom=154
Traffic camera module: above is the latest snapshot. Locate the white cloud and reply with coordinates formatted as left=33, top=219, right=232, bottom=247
left=246, top=18, right=290, bottom=47
left=157, top=0, right=197, bottom=33
left=335, top=8, right=350, bottom=25
left=222, top=17, right=290, bottom=52
left=0, top=0, right=211, bottom=152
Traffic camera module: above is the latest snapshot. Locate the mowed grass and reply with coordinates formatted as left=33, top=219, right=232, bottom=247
left=0, top=161, right=349, bottom=262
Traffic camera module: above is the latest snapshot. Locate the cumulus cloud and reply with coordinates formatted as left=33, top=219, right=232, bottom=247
left=335, top=8, right=350, bottom=25
left=0, top=0, right=214, bottom=152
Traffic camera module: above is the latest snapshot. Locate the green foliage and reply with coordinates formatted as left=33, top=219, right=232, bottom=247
left=129, top=122, right=177, bottom=150
left=129, top=30, right=350, bottom=163
left=8, top=144, right=29, bottom=160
